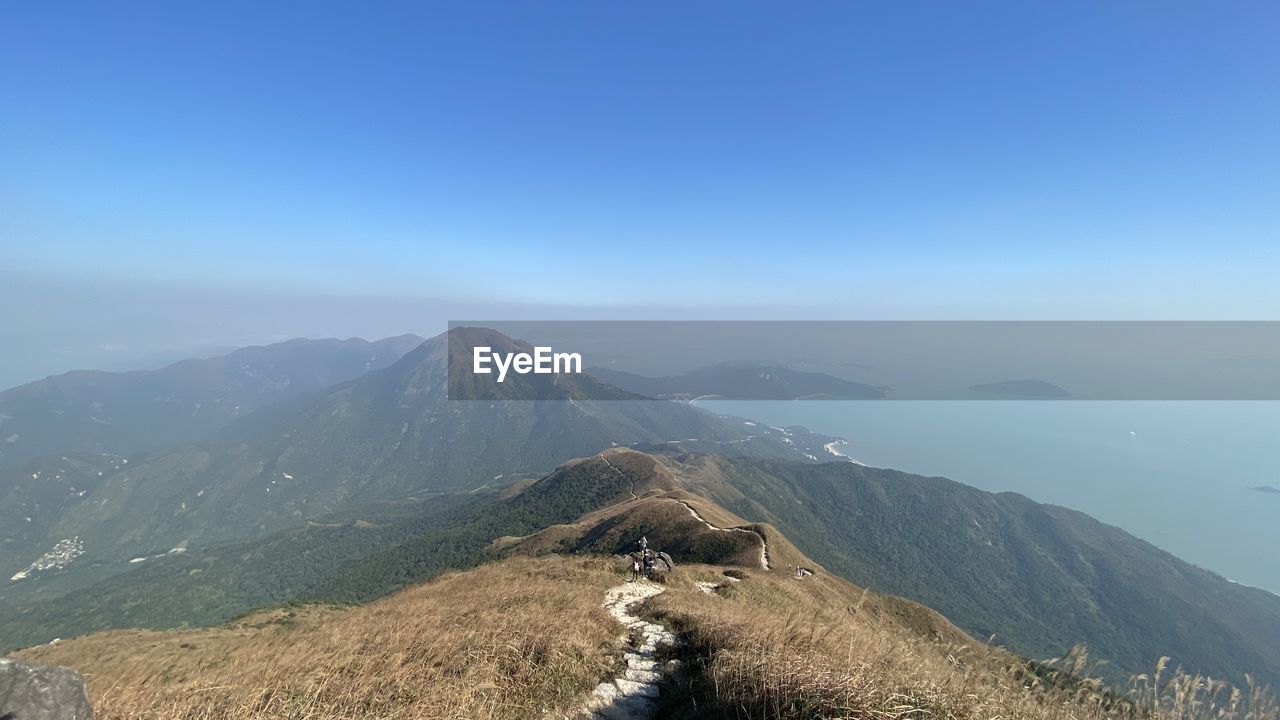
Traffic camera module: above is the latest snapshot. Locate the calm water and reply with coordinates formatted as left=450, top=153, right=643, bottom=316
left=700, top=401, right=1280, bottom=595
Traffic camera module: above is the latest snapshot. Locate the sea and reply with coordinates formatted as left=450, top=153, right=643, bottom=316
left=698, top=400, right=1280, bottom=595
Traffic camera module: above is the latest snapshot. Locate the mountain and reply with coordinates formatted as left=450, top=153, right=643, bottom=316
left=215, top=327, right=832, bottom=493
left=0, top=454, right=636, bottom=647
left=8, top=325, right=1274, bottom=691
left=0, top=334, right=425, bottom=469
left=12, top=449, right=1273, bottom=720
left=0, top=329, right=836, bottom=597
left=968, top=379, right=1072, bottom=398
left=670, top=453, right=1280, bottom=687
left=588, top=362, right=891, bottom=400
left=7, top=446, right=1279, bottom=693
left=0, top=449, right=785, bottom=649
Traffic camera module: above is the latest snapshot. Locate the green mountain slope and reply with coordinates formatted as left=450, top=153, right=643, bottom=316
left=0, top=334, right=425, bottom=469
left=0, top=450, right=658, bottom=650
left=1, top=329, right=833, bottom=596
left=674, top=453, right=1280, bottom=687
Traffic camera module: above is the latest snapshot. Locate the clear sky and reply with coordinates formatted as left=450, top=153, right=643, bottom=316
left=2, top=2, right=1279, bottom=386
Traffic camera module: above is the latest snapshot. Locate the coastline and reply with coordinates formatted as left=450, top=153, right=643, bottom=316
left=823, top=439, right=863, bottom=465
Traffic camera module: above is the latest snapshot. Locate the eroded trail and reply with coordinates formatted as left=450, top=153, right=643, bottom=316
left=580, top=582, right=677, bottom=720
left=597, top=453, right=771, bottom=571
left=600, top=454, right=640, bottom=500
left=671, top=499, right=771, bottom=571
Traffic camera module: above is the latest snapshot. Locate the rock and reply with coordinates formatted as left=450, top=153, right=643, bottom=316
left=613, top=678, right=659, bottom=698
left=596, top=695, right=654, bottom=720
left=0, top=657, right=93, bottom=720
left=624, top=653, right=657, bottom=672
left=590, top=692, right=656, bottom=720
left=623, top=669, right=662, bottom=683
left=592, top=681, right=621, bottom=702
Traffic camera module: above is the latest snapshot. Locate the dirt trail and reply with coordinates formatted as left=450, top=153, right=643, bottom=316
left=600, top=454, right=639, bottom=500
left=579, top=581, right=677, bottom=720
left=597, top=454, right=771, bottom=571
left=671, top=499, right=771, bottom=571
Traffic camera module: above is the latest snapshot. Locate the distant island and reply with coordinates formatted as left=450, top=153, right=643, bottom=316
left=1250, top=485, right=1280, bottom=495
left=968, top=379, right=1072, bottom=399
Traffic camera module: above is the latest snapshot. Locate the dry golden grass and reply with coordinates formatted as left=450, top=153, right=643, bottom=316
left=18, top=556, right=624, bottom=720
left=14, top=551, right=1278, bottom=720
left=650, top=566, right=1279, bottom=720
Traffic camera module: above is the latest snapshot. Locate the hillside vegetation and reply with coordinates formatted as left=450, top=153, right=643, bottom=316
left=672, top=453, right=1280, bottom=688
left=0, top=334, right=424, bottom=469
left=652, top=565, right=1278, bottom=720
left=1, top=329, right=833, bottom=594
left=0, top=454, right=640, bottom=650
left=7, top=447, right=1280, bottom=698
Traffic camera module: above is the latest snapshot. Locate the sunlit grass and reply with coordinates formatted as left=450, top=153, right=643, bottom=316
left=651, top=568, right=1278, bottom=720
left=19, top=556, right=623, bottom=720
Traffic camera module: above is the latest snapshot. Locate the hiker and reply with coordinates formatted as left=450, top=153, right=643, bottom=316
left=630, top=556, right=641, bottom=582
left=643, top=554, right=654, bottom=579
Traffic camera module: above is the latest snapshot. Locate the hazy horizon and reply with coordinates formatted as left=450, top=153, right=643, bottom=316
left=5, top=2, right=1280, bottom=388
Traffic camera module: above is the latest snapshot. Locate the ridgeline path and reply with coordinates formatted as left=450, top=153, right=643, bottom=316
left=670, top=498, right=771, bottom=571
left=596, top=454, right=772, bottom=571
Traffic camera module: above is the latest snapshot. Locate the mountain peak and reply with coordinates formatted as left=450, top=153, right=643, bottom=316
left=0, top=335, right=425, bottom=469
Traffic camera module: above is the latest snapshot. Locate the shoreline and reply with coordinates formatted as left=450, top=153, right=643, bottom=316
left=823, top=439, right=863, bottom=465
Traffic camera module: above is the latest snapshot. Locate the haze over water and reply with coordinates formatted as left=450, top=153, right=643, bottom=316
left=701, top=400, right=1280, bottom=595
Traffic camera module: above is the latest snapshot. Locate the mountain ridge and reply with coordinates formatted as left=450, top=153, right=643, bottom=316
left=13, top=448, right=1274, bottom=720
left=0, top=329, right=837, bottom=599
left=667, top=452, right=1280, bottom=687
left=5, top=446, right=1278, bottom=691
left=0, top=334, right=426, bottom=469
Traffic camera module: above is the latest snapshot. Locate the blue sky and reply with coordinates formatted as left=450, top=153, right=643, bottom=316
left=2, top=2, right=1279, bottom=384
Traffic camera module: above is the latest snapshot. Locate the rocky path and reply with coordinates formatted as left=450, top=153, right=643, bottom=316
left=579, top=581, right=678, bottom=720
